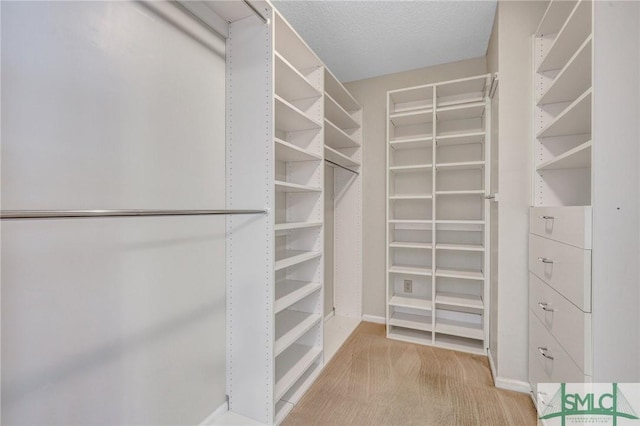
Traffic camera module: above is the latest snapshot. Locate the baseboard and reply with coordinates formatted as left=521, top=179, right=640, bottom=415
left=487, top=349, right=498, bottom=383
left=494, top=376, right=532, bottom=394
left=361, top=314, right=385, bottom=324
left=199, top=399, right=229, bottom=425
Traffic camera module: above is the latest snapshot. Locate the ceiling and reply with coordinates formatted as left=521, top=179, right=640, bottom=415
left=271, top=1, right=497, bottom=83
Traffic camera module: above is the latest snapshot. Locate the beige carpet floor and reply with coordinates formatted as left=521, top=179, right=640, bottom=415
left=283, top=322, right=537, bottom=426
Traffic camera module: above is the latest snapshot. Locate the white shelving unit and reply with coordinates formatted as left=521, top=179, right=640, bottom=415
left=222, top=4, right=363, bottom=424
left=529, top=0, right=640, bottom=408
left=386, top=75, right=490, bottom=354
left=533, top=0, right=592, bottom=206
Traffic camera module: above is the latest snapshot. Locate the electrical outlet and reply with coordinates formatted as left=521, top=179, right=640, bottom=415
left=404, top=279, right=413, bottom=293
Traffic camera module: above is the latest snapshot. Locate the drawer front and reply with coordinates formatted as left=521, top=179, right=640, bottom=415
left=529, top=273, right=591, bottom=375
left=530, top=206, right=592, bottom=249
left=529, top=234, right=591, bottom=311
left=529, top=310, right=585, bottom=386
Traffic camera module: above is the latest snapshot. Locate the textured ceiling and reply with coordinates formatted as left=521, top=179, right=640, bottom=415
left=272, top=1, right=497, bottom=82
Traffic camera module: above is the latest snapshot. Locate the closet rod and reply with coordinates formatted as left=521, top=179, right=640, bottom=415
left=325, top=159, right=359, bottom=175
left=242, top=0, right=269, bottom=24
left=0, top=209, right=267, bottom=220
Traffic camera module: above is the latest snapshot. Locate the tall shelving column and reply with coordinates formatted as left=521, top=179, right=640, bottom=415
left=272, top=11, right=325, bottom=424
left=386, top=85, right=435, bottom=345
left=385, top=75, right=490, bottom=354
left=323, top=69, right=363, bottom=323
left=533, top=0, right=592, bottom=205
left=433, top=75, right=490, bottom=354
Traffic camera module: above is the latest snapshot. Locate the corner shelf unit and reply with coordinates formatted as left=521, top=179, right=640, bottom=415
left=324, top=70, right=362, bottom=173
left=533, top=0, right=592, bottom=207
left=386, top=74, right=491, bottom=355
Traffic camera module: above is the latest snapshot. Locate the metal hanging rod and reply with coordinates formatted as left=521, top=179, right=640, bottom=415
left=0, top=209, right=267, bottom=220
left=325, top=159, right=359, bottom=175
left=242, top=0, right=269, bottom=24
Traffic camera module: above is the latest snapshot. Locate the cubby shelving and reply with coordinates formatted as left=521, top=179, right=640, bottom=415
left=275, top=280, right=323, bottom=314
left=537, top=0, right=592, bottom=73
left=386, top=74, right=490, bottom=355
left=323, top=70, right=362, bottom=173
left=533, top=0, right=592, bottom=207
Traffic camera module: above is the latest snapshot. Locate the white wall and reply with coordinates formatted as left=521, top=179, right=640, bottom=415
left=495, top=0, right=546, bottom=384
left=1, top=2, right=227, bottom=424
left=344, top=57, right=487, bottom=319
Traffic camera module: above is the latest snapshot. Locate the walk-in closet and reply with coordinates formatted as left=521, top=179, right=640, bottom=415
left=1, top=0, right=639, bottom=425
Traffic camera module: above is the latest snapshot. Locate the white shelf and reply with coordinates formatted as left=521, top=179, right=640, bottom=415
left=435, top=243, right=484, bottom=252
left=325, top=93, right=359, bottom=130
left=389, top=135, right=433, bottom=150
left=389, top=85, right=434, bottom=114
left=274, top=221, right=322, bottom=233
left=435, top=220, right=485, bottom=225
left=435, top=190, right=484, bottom=196
left=436, top=102, right=485, bottom=121
left=389, top=295, right=432, bottom=311
left=387, top=326, right=432, bottom=346
left=538, top=36, right=592, bottom=106
left=436, top=75, right=488, bottom=107
left=389, top=109, right=433, bottom=127
left=435, top=292, right=483, bottom=310
left=389, top=241, right=433, bottom=250
left=436, top=161, right=485, bottom=171
left=274, top=52, right=321, bottom=102
left=325, top=69, right=360, bottom=112
left=435, top=267, right=484, bottom=281
left=274, top=13, right=321, bottom=73
left=537, top=140, right=592, bottom=171
left=275, top=280, right=322, bottom=314
left=274, top=180, right=322, bottom=193
left=537, top=88, right=591, bottom=138
left=389, top=164, right=432, bottom=173
left=389, top=264, right=433, bottom=276
left=275, top=138, right=322, bottom=162
left=436, top=131, right=485, bottom=146
left=389, top=311, right=433, bottom=332
left=274, top=344, right=322, bottom=402
left=275, top=95, right=323, bottom=133
left=538, top=0, right=592, bottom=72
left=274, top=401, right=294, bottom=426
left=275, top=250, right=322, bottom=271
left=325, top=119, right=360, bottom=149
left=389, top=194, right=432, bottom=200
left=389, top=219, right=432, bottom=225
left=535, top=0, right=578, bottom=37
left=280, top=360, right=323, bottom=405
left=435, top=318, right=483, bottom=341
left=275, top=310, right=322, bottom=356
left=435, top=334, right=485, bottom=354
left=324, top=145, right=360, bottom=169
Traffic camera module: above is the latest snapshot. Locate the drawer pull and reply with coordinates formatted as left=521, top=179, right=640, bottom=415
left=537, top=302, right=555, bottom=312
left=537, top=257, right=554, bottom=264
left=538, top=347, right=554, bottom=360
left=539, top=215, right=555, bottom=220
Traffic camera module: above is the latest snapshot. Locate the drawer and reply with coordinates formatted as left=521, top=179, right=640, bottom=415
left=529, top=273, right=592, bottom=375
left=530, top=206, right=592, bottom=249
left=529, top=234, right=591, bottom=311
left=529, top=310, right=586, bottom=387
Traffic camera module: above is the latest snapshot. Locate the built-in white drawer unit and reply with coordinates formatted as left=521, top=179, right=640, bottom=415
left=529, top=234, right=591, bottom=312
left=529, top=311, right=588, bottom=387
left=529, top=206, right=592, bottom=249
left=529, top=273, right=592, bottom=375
